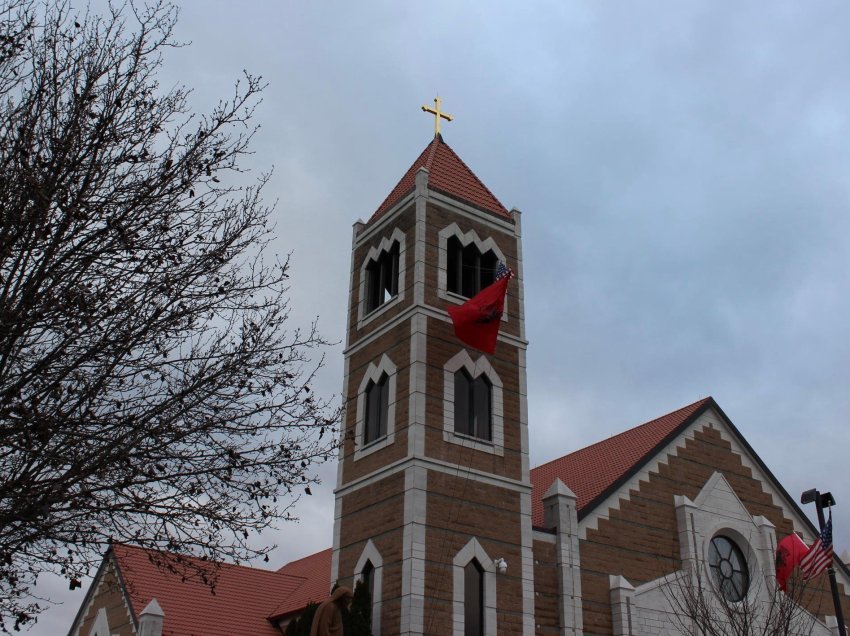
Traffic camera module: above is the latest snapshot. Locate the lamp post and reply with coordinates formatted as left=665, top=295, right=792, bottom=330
left=800, top=488, right=846, bottom=636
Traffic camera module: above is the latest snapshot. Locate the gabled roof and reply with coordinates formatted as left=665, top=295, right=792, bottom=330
left=529, top=397, right=713, bottom=527
left=110, top=544, right=305, bottom=636
left=268, top=548, right=332, bottom=620
left=369, top=134, right=511, bottom=223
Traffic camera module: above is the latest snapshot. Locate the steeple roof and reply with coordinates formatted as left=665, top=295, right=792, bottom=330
left=369, top=134, right=510, bottom=223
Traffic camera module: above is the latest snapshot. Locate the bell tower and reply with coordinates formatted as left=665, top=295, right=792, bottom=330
left=332, top=105, right=534, bottom=635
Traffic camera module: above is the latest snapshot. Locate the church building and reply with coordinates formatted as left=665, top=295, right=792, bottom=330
left=70, top=107, right=850, bottom=635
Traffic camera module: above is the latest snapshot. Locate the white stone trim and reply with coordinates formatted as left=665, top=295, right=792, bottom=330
left=408, top=313, right=427, bottom=457
left=436, top=222, right=509, bottom=322
left=532, top=529, right=557, bottom=544
left=354, top=539, right=384, bottom=636
left=334, top=455, right=531, bottom=499
left=442, top=350, right=505, bottom=456
left=401, top=465, right=427, bottom=635
left=428, top=190, right=516, bottom=233
left=578, top=408, right=819, bottom=544
left=520, top=491, right=536, bottom=635
left=353, top=193, right=415, bottom=246
left=452, top=537, right=497, bottom=636
left=675, top=472, right=773, bottom=605
left=511, top=208, right=526, bottom=340
left=357, top=227, right=407, bottom=329
left=344, top=303, right=528, bottom=357
left=354, top=354, right=398, bottom=461
left=88, top=608, right=110, bottom=636
left=609, top=472, right=836, bottom=635
left=336, top=355, right=350, bottom=489
left=331, top=494, right=343, bottom=583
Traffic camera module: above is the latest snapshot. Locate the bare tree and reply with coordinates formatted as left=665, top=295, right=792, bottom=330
left=664, top=558, right=825, bottom=635
left=0, top=0, right=340, bottom=629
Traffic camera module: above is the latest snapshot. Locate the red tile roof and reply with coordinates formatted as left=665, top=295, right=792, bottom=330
left=370, top=134, right=511, bottom=223
left=529, top=397, right=712, bottom=527
left=112, top=544, right=304, bottom=636
left=268, top=548, right=333, bottom=620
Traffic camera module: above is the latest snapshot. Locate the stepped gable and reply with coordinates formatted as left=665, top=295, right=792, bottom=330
left=530, top=397, right=713, bottom=527
left=111, top=543, right=302, bottom=636
left=369, top=134, right=510, bottom=223
left=268, top=548, right=332, bottom=621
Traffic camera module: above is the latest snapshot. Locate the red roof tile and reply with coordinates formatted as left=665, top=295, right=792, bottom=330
left=106, top=400, right=715, bottom=629
left=269, top=548, right=333, bottom=619
left=112, top=544, right=304, bottom=636
left=369, top=135, right=511, bottom=223
left=529, top=398, right=712, bottom=527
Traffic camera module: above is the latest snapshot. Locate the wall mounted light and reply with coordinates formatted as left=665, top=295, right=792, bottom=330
left=495, top=558, right=507, bottom=575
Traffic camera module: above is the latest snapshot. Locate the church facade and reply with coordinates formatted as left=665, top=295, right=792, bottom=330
left=328, top=132, right=850, bottom=635
left=70, top=131, right=850, bottom=636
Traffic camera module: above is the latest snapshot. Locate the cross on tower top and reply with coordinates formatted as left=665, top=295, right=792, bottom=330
left=421, top=96, right=453, bottom=136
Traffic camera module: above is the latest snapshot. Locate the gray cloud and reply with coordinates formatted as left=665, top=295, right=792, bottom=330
left=32, top=1, right=850, bottom=631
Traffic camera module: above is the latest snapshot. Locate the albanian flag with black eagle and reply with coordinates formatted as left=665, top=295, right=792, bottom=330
left=447, top=263, right=514, bottom=355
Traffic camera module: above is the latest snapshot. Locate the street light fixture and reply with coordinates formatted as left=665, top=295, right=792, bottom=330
left=800, top=488, right=845, bottom=636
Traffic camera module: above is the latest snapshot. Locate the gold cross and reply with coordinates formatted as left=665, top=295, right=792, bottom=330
left=421, top=96, right=453, bottom=136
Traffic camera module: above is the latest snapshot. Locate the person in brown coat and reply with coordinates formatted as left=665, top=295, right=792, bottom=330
left=310, top=586, right=353, bottom=636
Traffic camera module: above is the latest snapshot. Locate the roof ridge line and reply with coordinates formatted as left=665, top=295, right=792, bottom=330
left=424, top=134, right=440, bottom=170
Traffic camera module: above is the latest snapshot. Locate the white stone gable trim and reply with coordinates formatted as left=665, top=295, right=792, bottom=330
left=577, top=414, right=701, bottom=540
left=578, top=407, right=850, bottom=591
left=442, top=350, right=505, bottom=456
left=452, top=537, right=498, bottom=636
left=88, top=607, right=110, bottom=636
left=580, top=410, right=788, bottom=539
left=70, top=556, right=137, bottom=636
left=675, top=471, right=774, bottom=605
left=354, top=539, right=384, bottom=636
left=357, top=227, right=407, bottom=329
left=353, top=354, right=398, bottom=461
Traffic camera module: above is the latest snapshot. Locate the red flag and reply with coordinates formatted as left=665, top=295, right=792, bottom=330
left=447, top=265, right=513, bottom=355
left=775, top=533, right=809, bottom=591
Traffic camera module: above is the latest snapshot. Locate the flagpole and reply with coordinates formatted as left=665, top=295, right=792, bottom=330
left=801, top=488, right=846, bottom=636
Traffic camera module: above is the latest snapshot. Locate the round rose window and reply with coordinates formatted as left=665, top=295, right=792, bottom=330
left=708, top=535, right=749, bottom=602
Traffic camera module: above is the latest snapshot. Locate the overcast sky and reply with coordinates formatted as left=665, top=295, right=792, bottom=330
left=34, top=1, right=850, bottom=633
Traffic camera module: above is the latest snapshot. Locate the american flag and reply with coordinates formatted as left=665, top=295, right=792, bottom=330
left=495, top=262, right=514, bottom=281
left=800, top=516, right=833, bottom=581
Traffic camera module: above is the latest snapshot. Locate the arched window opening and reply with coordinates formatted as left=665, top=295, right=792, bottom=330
left=454, top=370, right=492, bottom=441
left=464, top=558, right=484, bottom=636
left=362, top=560, right=375, bottom=612
left=365, top=241, right=400, bottom=312
left=447, top=236, right=498, bottom=298
left=364, top=373, right=389, bottom=445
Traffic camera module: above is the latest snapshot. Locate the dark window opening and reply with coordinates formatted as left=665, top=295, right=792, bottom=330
left=454, top=370, right=492, bottom=441
left=362, top=560, right=375, bottom=614
left=366, top=241, right=400, bottom=313
left=364, top=373, right=389, bottom=444
left=446, top=236, right=498, bottom=298
left=464, top=558, right=484, bottom=636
